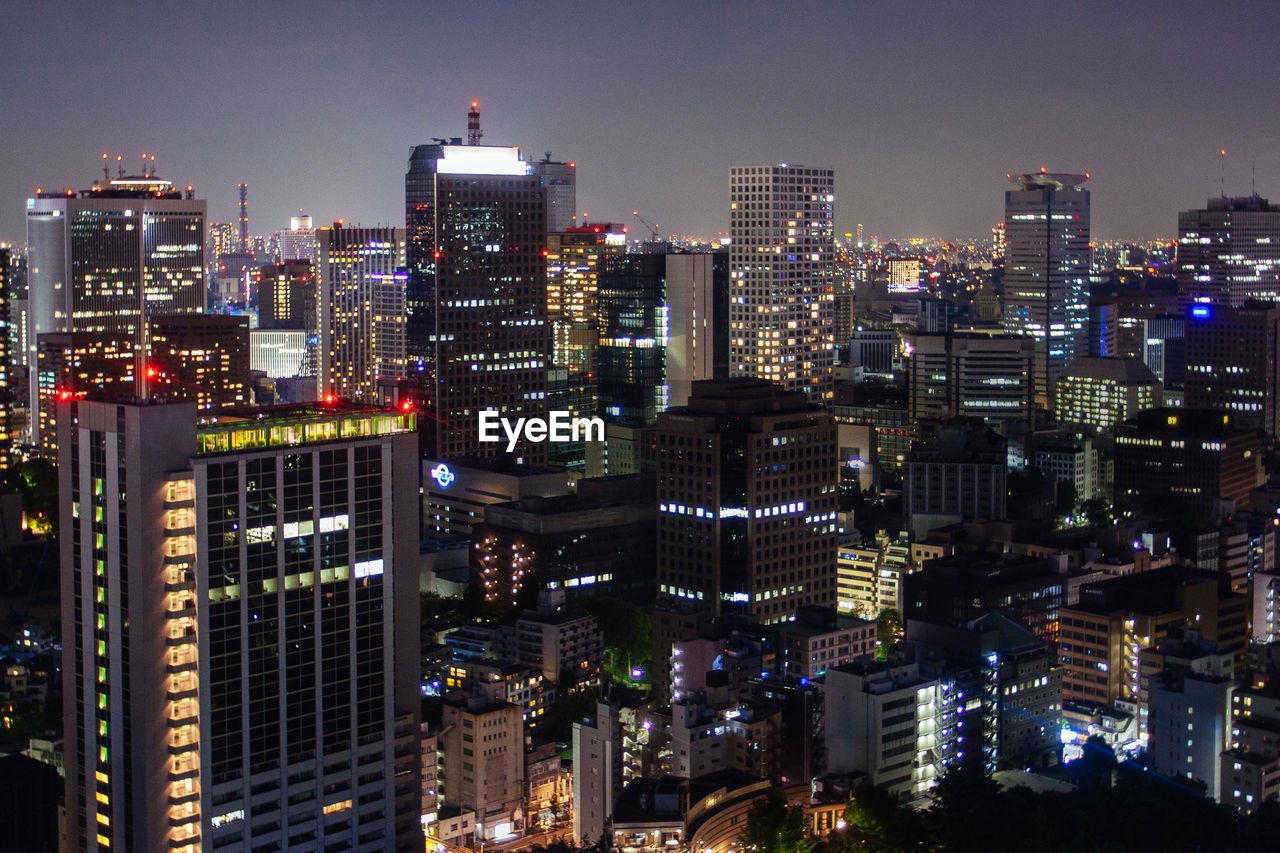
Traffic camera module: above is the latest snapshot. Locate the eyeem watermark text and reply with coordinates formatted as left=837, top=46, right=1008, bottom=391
left=478, top=411, right=605, bottom=452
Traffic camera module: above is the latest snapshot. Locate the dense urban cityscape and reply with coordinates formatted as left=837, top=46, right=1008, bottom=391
left=4, top=3, right=1280, bottom=852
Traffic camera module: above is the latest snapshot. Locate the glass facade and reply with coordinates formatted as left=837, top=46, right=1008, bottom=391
left=597, top=254, right=668, bottom=426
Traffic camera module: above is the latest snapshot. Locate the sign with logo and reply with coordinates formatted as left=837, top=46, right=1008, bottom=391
left=430, top=463, right=455, bottom=488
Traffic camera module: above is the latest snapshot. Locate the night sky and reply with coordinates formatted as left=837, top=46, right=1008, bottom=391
left=4, top=0, right=1279, bottom=245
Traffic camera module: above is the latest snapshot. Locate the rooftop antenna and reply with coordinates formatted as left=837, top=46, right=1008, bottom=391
left=101, top=152, right=109, bottom=181
left=141, top=153, right=148, bottom=178
left=1220, top=148, right=1226, bottom=197
left=1252, top=154, right=1257, bottom=197
left=149, top=154, right=157, bottom=178
left=467, top=100, right=482, bottom=145
left=116, top=155, right=124, bottom=179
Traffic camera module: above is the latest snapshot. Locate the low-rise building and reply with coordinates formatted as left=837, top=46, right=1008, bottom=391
left=669, top=694, right=783, bottom=780
left=443, top=659, right=556, bottom=729
left=777, top=606, right=876, bottom=679
left=825, top=661, right=956, bottom=800
left=1147, top=671, right=1233, bottom=796
left=514, top=609, right=604, bottom=686
left=438, top=696, right=525, bottom=844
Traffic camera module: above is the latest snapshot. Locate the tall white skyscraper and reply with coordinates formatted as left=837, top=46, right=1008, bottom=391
left=316, top=225, right=407, bottom=401
left=1001, top=171, right=1091, bottom=408
left=728, top=164, right=836, bottom=399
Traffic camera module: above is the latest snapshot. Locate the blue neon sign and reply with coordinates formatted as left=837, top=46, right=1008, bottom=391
left=430, top=463, right=455, bottom=488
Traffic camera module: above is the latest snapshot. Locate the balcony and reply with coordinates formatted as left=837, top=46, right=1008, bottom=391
left=168, top=832, right=200, bottom=849
left=168, top=789, right=200, bottom=807
left=166, top=628, right=197, bottom=647
left=165, top=571, right=196, bottom=593
left=167, top=685, right=198, bottom=702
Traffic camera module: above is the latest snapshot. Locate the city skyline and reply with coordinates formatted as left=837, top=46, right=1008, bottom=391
left=4, top=1, right=1280, bottom=245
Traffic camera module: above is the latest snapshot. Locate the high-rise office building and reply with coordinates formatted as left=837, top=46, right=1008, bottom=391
left=655, top=379, right=838, bottom=623
left=404, top=140, right=453, bottom=397
left=249, top=329, right=309, bottom=381
left=1089, top=290, right=1179, bottom=360
left=25, top=175, right=205, bottom=447
left=256, top=262, right=315, bottom=330
left=256, top=261, right=317, bottom=381
left=59, top=399, right=422, bottom=852
left=207, top=222, right=237, bottom=264
left=532, top=155, right=577, bottom=232
left=1001, top=171, right=1090, bottom=408
left=4, top=248, right=28, bottom=372
left=728, top=164, right=836, bottom=400
left=1178, top=196, right=1280, bottom=305
left=1114, top=408, right=1263, bottom=513
left=664, top=251, right=730, bottom=408
left=908, top=332, right=1035, bottom=423
left=1184, top=302, right=1280, bottom=436
left=316, top=225, right=407, bottom=402
left=432, top=145, right=549, bottom=462
left=546, top=225, right=626, bottom=376
left=148, top=314, right=251, bottom=410
left=596, top=250, right=731, bottom=427
left=1055, top=356, right=1162, bottom=433
left=1143, top=314, right=1187, bottom=390
left=35, top=332, right=136, bottom=457
left=597, top=254, right=669, bottom=426
left=279, top=214, right=317, bottom=264
left=887, top=258, right=922, bottom=293
left=903, top=421, right=1008, bottom=539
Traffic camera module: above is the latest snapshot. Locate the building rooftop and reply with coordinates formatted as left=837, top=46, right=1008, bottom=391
left=676, top=378, right=827, bottom=417
left=1064, top=357, right=1158, bottom=384
left=1009, top=171, right=1089, bottom=191
left=1199, top=194, right=1280, bottom=213
left=1121, top=407, right=1252, bottom=437
left=195, top=405, right=415, bottom=455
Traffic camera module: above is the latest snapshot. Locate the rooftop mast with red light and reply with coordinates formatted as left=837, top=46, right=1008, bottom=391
left=467, top=100, right=482, bottom=146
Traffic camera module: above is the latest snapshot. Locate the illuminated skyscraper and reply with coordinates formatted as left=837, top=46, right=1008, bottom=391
left=279, top=213, right=317, bottom=264
left=148, top=314, right=251, bottom=410
left=316, top=225, right=406, bottom=402
left=1177, top=195, right=1280, bottom=305
left=728, top=164, right=835, bottom=400
left=655, top=379, right=838, bottom=623
left=597, top=253, right=668, bottom=425
left=887, top=258, right=922, bottom=293
left=1184, top=302, right=1280, bottom=436
left=207, top=222, right=237, bottom=264
left=432, top=145, right=549, bottom=462
left=404, top=139, right=453, bottom=400
left=1001, top=171, right=1090, bottom=408
left=25, top=175, right=205, bottom=447
left=58, top=399, right=422, bottom=852
left=546, top=224, right=626, bottom=376
left=256, top=261, right=315, bottom=331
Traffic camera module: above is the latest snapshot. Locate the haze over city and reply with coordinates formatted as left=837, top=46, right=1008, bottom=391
left=4, top=0, right=1280, bottom=243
